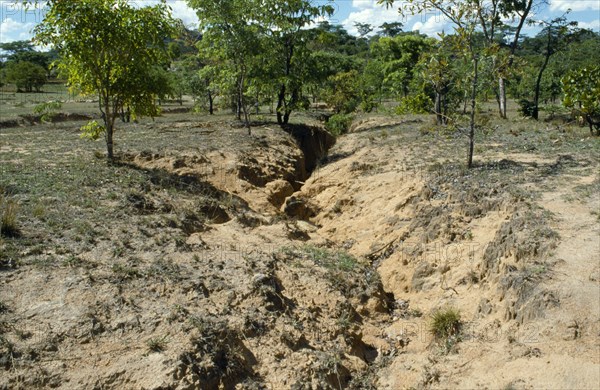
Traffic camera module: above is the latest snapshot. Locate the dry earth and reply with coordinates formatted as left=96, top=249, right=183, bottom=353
left=0, top=112, right=599, bottom=389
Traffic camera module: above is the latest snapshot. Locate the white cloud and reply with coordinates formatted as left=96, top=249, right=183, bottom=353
left=168, top=0, right=199, bottom=28
left=341, top=1, right=410, bottom=36
left=411, top=15, right=451, bottom=37
left=550, top=0, right=600, bottom=12
left=0, top=18, right=35, bottom=43
left=578, top=18, right=600, bottom=31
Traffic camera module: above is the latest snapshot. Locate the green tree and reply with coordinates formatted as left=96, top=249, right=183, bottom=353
left=3, top=61, right=47, bottom=92
left=379, top=0, right=490, bottom=168
left=529, top=16, right=579, bottom=120
left=188, top=0, right=262, bottom=134
left=0, top=40, right=55, bottom=72
left=562, top=66, right=600, bottom=135
left=258, top=0, right=334, bottom=125
left=378, top=22, right=404, bottom=37
left=323, top=70, right=360, bottom=114
left=470, top=0, right=537, bottom=119
left=370, top=33, right=433, bottom=98
left=33, top=0, right=176, bottom=160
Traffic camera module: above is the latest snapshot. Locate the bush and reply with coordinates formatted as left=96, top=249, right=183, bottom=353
left=429, top=307, right=461, bottom=340
left=325, top=113, right=354, bottom=137
left=396, top=93, right=433, bottom=115
left=34, top=101, right=63, bottom=122
left=518, top=99, right=536, bottom=118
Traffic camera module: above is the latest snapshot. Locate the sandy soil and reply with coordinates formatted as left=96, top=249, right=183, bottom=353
left=1, top=113, right=599, bottom=389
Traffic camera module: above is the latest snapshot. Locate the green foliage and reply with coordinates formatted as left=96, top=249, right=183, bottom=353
left=3, top=61, right=47, bottom=92
left=325, top=113, right=354, bottom=137
left=518, top=99, right=536, bottom=118
left=396, top=92, right=433, bottom=114
left=0, top=40, right=55, bottom=71
left=323, top=70, right=360, bottom=114
left=562, top=66, right=600, bottom=134
left=33, top=101, right=62, bottom=122
left=33, top=0, right=177, bottom=159
left=429, top=307, right=462, bottom=340
left=370, top=34, right=434, bottom=98
left=80, top=120, right=106, bottom=141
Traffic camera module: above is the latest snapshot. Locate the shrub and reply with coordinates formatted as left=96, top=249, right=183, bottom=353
left=34, top=101, right=63, bottom=122
left=325, top=113, right=354, bottom=137
left=518, top=99, right=536, bottom=118
left=429, top=307, right=461, bottom=340
left=396, top=93, right=433, bottom=115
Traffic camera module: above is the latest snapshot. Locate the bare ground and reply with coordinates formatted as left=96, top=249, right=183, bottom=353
left=1, top=111, right=599, bottom=389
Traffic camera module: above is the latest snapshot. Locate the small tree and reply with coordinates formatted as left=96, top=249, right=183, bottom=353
left=562, top=66, right=600, bottom=136
left=33, top=0, right=176, bottom=160
left=4, top=61, right=46, bottom=92
left=529, top=16, right=579, bottom=120
left=380, top=0, right=487, bottom=168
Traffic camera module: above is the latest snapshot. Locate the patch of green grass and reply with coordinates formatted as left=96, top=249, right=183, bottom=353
left=429, top=307, right=462, bottom=341
left=293, top=245, right=358, bottom=272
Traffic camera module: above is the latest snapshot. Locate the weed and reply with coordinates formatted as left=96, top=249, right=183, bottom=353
left=111, top=263, right=141, bottom=279
left=62, top=255, right=83, bottom=268
left=337, top=309, right=354, bottom=333
left=325, top=113, right=354, bottom=137
left=147, top=335, right=169, bottom=353
left=429, top=307, right=462, bottom=341
left=33, top=101, right=62, bottom=122
left=0, top=196, right=19, bottom=237
left=296, top=245, right=358, bottom=272
left=32, top=203, right=46, bottom=219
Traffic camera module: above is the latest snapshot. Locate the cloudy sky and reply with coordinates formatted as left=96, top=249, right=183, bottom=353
left=0, top=0, right=598, bottom=44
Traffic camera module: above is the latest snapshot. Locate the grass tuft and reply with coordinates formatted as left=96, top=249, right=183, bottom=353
left=429, top=307, right=462, bottom=340
left=0, top=196, right=19, bottom=237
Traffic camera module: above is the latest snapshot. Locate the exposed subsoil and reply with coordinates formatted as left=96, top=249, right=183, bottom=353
left=1, top=114, right=599, bottom=389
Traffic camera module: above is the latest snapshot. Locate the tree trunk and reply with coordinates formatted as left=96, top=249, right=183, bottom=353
left=276, top=84, right=286, bottom=126
left=499, top=77, right=507, bottom=119
left=106, top=120, right=114, bottom=160
left=533, top=52, right=551, bottom=121
left=435, top=92, right=443, bottom=125
left=208, top=90, right=214, bottom=115
left=239, top=71, right=251, bottom=136
left=99, top=96, right=114, bottom=161
left=468, top=56, right=479, bottom=169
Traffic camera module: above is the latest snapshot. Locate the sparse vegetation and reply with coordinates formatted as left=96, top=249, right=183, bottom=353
left=0, top=1, right=599, bottom=387
left=147, top=336, right=169, bottom=353
left=429, top=307, right=462, bottom=341
left=0, top=196, right=19, bottom=238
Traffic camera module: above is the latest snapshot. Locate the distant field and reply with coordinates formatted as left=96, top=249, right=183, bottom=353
left=0, top=82, right=196, bottom=119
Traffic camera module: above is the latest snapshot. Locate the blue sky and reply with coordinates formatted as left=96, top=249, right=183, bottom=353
left=0, top=0, right=599, bottom=44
